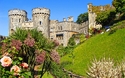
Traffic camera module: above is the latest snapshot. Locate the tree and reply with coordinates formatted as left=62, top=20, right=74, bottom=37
left=112, top=0, right=125, bottom=14
left=76, top=12, right=88, bottom=24
left=96, top=9, right=116, bottom=26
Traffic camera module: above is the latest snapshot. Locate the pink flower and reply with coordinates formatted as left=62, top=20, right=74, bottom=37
left=50, top=50, right=60, bottom=64
left=36, top=51, right=46, bottom=64
left=24, top=34, right=35, bottom=47
left=53, top=40, right=59, bottom=46
left=11, top=39, right=22, bottom=50
left=0, top=56, right=12, bottom=67
left=10, top=65, right=21, bottom=76
left=20, top=62, right=28, bottom=69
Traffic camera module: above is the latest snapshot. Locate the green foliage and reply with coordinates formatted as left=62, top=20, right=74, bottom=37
left=76, top=12, right=88, bottom=24
left=42, top=72, right=54, bottom=78
left=61, top=27, right=125, bottom=76
left=96, top=9, right=116, bottom=26
left=0, top=28, right=60, bottom=78
left=57, top=45, right=75, bottom=57
left=68, top=37, right=76, bottom=46
left=79, top=34, right=86, bottom=43
left=49, top=62, right=69, bottom=78
left=112, top=0, right=125, bottom=14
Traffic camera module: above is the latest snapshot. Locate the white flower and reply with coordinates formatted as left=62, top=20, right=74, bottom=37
left=0, top=56, right=12, bottom=67
left=10, top=65, right=21, bottom=76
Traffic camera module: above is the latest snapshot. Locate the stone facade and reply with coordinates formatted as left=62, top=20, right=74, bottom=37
left=8, top=8, right=88, bottom=46
left=87, top=3, right=113, bottom=29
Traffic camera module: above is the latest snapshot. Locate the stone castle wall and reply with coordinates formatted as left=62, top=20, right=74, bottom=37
left=32, top=8, right=50, bottom=38
left=8, top=9, right=27, bottom=35
left=88, top=3, right=113, bottom=29
left=8, top=7, right=88, bottom=46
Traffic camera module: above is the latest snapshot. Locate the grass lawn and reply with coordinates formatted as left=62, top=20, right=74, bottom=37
left=61, top=28, right=125, bottom=76
left=42, top=72, right=54, bottom=78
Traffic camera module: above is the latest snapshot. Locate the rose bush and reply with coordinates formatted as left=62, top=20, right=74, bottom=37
left=0, top=28, right=60, bottom=78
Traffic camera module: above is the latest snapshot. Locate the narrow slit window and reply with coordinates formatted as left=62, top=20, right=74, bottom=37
left=12, top=18, right=13, bottom=22
left=19, top=19, right=20, bottom=22
left=40, top=21, right=42, bottom=25
left=60, top=26, right=62, bottom=30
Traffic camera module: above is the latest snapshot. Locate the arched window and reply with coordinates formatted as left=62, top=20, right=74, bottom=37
left=11, top=29, right=14, bottom=34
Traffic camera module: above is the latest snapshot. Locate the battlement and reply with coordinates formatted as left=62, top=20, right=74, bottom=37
left=8, top=9, right=27, bottom=16
left=67, top=16, right=73, bottom=22
left=22, top=21, right=33, bottom=28
left=50, top=20, right=58, bottom=24
left=88, top=3, right=112, bottom=14
left=32, top=7, right=50, bottom=15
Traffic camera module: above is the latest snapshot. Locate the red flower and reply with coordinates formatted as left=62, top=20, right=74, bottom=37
left=20, top=62, right=28, bottom=69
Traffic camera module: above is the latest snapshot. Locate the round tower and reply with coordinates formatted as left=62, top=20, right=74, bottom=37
left=32, top=7, right=50, bottom=38
left=8, top=9, right=27, bottom=35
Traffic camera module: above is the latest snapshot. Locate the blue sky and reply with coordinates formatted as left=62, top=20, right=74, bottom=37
left=0, top=0, right=112, bottom=36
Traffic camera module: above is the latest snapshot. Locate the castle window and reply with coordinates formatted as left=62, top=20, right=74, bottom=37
left=12, top=18, right=13, bottom=22
left=56, top=34, right=63, bottom=40
left=60, top=26, right=62, bottom=30
left=19, top=19, right=20, bottom=23
left=44, top=16, right=46, bottom=19
left=11, top=29, right=14, bottom=34
left=40, top=21, right=42, bottom=25
left=39, top=31, right=42, bottom=33
left=58, top=26, right=62, bottom=30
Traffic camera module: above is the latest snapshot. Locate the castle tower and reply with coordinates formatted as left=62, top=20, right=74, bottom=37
left=32, top=8, right=50, bottom=38
left=87, top=3, right=96, bottom=29
left=8, top=9, right=27, bottom=35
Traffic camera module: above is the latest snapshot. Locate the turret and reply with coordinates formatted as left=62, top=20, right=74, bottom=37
left=88, top=3, right=93, bottom=12
left=67, top=16, right=73, bottom=22
left=32, top=7, right=50, bottom=38
left=8, top=9, right=27, bottom=35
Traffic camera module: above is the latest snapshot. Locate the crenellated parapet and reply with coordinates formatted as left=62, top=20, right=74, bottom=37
left=32, top=8, right=50, bottom=16
left=87, top=3, right=113, bottom=29
left=8, top=9, right=27, bottom=16
left=8, top=7, right=89, bottom=46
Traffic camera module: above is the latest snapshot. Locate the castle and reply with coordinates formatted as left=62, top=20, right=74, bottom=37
left=8, top=8, right=88, bottom=46
left=87, top=3, right=114, bottom=29
left=8, top=4, right=113, bottom=46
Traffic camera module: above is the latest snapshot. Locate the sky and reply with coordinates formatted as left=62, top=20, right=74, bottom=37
left=0, top=0, right=112, bottom=36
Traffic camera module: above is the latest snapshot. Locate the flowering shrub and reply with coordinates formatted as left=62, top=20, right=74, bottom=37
left=0, top=28, right=60, bottom=78
left=90, top=28, right=102, bottom=35
left=0, top=55, right=31, bottom=78
left=53, top=39, right=59, bottom=47
left=50, top=50, right=60, bottom=64
left=87, top=58, right=122, bottom=78
left=35, top=51, right=46, bottom=65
